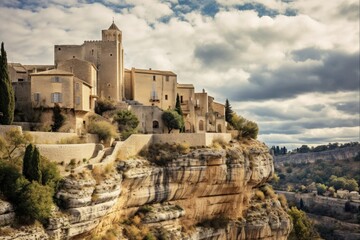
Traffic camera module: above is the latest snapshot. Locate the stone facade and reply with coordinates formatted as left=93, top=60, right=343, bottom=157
left=55, top=22, right=124, bottom=102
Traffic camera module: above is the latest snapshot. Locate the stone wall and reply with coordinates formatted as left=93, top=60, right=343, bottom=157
left=117, top=134, right=153, bottom=160
left=0, top=125, right=22, bottom=137
left=152, top=133, right=231, bottom=147
left=26, top=131, right=77, bottom=144
left=37, top=143, right=101, bottom=165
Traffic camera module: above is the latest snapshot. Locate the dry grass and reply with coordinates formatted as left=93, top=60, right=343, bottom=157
left=212, top=137, right=227, bottom=149
left=255, top=190, right=265, bottom=201
left=278, top=194, right=288, bottom=209
left=92, top=163, right=114, bottom=183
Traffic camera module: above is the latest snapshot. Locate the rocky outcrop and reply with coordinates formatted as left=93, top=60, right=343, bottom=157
left=274, top=145, right=360, bottom=164
left=0, top=139, right=292, bottom=239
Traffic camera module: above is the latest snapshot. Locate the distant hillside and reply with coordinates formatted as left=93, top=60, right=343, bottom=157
left=275, top=144, right=360, bottom=164
left=273, top=144, right=360, bottom=192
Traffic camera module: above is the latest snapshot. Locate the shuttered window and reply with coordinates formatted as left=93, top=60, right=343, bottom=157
left=51, top=92, right=62, bottom=103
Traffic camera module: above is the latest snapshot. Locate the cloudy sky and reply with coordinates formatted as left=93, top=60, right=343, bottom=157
left=0, top=0, right=359, bottom=149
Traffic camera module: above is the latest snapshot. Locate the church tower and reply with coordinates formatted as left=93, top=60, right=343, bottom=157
left=54, top=21, right=125, bottom=102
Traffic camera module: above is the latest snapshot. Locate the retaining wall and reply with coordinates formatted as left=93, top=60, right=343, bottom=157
left=37, top=143, right=102, bottom=165
left=152, top=133, right=231, bottom=147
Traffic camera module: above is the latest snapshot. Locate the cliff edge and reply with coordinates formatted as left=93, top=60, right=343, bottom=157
left=0, top=139, right=292, bottom=239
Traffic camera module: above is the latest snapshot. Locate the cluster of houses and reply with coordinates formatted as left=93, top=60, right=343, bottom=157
left=9, top=22, right=226, bottom=134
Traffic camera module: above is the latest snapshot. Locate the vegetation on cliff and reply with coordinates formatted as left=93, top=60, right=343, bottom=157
left=288, top=207, right=320, bottom=240
left=0, top=130, right=61, bottom=224
left=225, top=100, right=259, bottom=139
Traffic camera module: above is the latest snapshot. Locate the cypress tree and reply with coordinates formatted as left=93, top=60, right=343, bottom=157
left=23, top=144, right=34, bottom=180
left=51, top=103, right=65, bottom=132
left=175, top=94, right=183, bottom=116
left=225, top=99, right=233, bottom=124
left=31, top=147, right=42, bottom=183
left=0, top=42, right=15, bottom=125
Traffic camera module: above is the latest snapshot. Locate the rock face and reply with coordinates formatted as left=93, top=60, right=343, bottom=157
left=0, top=139, right=292, bottom=239
left=274, top=145, right=360, bottom=164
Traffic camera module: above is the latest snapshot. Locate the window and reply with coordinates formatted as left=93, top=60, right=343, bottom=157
left=153, top=120, right=159, bottom=129
left=91, top=49, right=94, bottom=55
left=34, top=93, right=40, bottom=102
left=73, top=56, right=75, bottom=58
left=58, top=47, right=61, bottom=50
left=166, top=76, right=169, bottom=81
left=199, top=120, right=204, bottom=131
left=51, top=92, right=62, bottom=103
left=18, top=78, right=24, bottom=82
left=110, top=53, right=113, bottom=56
left=76, top=96, right=81, bottom=105
left=165, top=94, right=168, bottom=100
left=153, top=75, right=156, bottom=81
left=52, top=76, right=61, bottom=83
left=75, top=83, right=80, bottom=91
left=180, top=95, right=183, bottom=103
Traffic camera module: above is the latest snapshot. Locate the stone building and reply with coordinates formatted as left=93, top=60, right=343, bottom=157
left=9, top=22, right=226, bottom=134
left=54, top=22, right=124, bottom=102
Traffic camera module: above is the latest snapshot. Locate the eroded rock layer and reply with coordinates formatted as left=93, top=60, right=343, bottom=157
left=0, top=140, right=292, bottom=239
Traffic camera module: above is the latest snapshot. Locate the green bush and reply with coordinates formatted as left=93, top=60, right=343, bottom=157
left=87, top=120, right=117, bottom=143
left=17, top=181, right=54, bottom=224
left=95, top=98, right=116, bottom=115
left=41, top=157, right=61, bottom=190
left=162, top=110, right=184, bottom=133
left=288, top=207, right=319, bottom=240
left=230, top=113, right=259, bottom=139
left=51, top=103, right=65, bottom=132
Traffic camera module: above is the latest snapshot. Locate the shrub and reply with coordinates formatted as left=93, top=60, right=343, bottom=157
left=87, top=120, right=117, bottom=143
left=113, top=110, right=139, bottom=140
left=17, top=181, right=54, bottom=224
left=288, top=207, right=319, bottom=240
left=41, top=157, right=61, bottom=190
left=230, top=113, right=259, bottom=139
left=261, top=185, right=277, bottom=199
left=140, top=143, right=187, bottom=166
left=278, top=194, right=288, bottom=208
left=316, top=183, right=327, bottom=195
left=95, top=98, right=116, bottom=115
left=255, top=190, right=265, bottom=201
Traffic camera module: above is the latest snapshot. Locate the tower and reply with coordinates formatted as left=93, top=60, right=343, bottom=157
left=54, top=21, right=125, bottom=102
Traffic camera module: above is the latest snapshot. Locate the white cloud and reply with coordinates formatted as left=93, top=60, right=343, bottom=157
left=0, top=1, right=358, bottom=149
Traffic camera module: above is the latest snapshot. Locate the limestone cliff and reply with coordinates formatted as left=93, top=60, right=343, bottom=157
left=274, top=145, right=360, bottom=164
left=0, top=139, right=292, bottom=239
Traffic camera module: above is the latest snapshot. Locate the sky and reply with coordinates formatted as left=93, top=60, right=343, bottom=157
left=0, top=0, right=359, bottom=149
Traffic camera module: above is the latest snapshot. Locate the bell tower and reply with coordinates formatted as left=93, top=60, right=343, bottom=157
left=102, top=20, right=122, bottom=42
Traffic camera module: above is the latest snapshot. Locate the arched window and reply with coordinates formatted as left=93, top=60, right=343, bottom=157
left=153, top=120, right=159, bottom=129
left=185, top=121, right=191, bottom=132
left=217, top=124, right=222, bottom=133
left=199, top=120, right=204, bottom=131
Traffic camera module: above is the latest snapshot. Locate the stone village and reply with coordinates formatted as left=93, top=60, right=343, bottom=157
left=9, top=22, right=226, bottom=136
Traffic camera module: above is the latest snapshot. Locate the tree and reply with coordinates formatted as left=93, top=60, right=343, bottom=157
left=87, top=120, right=117, bottom=143
left=230, top=113, right=259, bottom=139
left=22, top=144, right=42, bottom=183
left=113, top=110, right=139, bottom=140
left=225, top=99, right=233, bottom=123
left=175, top=94, right=183, bottom=116
left=162, top=110, right=183, bottom=133
left=22, top=144, right=34, bottom=179
left=0, top=42, right=15, bottom=125
left=95, top=98, right=116, bottom=115
left=316, top=183, right=327, bottom=195
left=0, top=128, right=32, bottom=162
left=51, top=103, right=65, bottom=132
left=288, top=207, right=319, bottom=240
